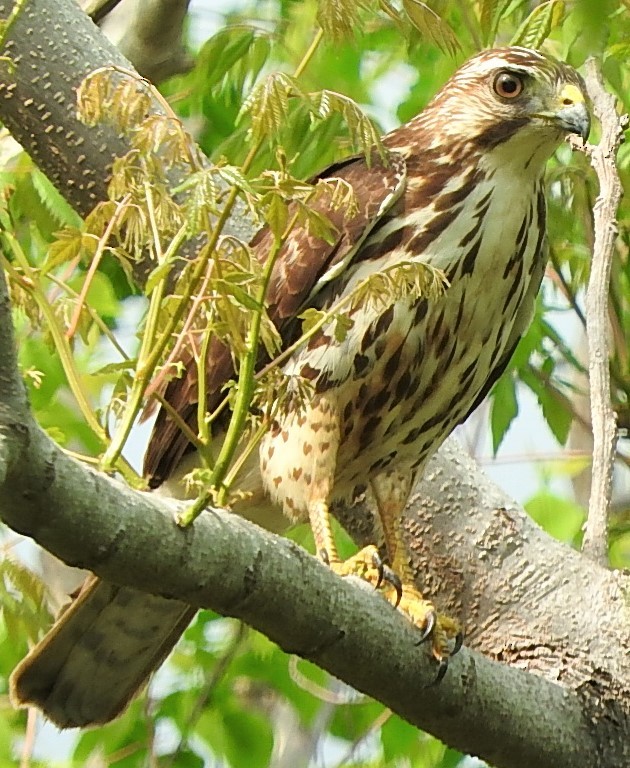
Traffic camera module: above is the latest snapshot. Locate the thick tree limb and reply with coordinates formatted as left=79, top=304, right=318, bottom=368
left=0, top=0, right=251, bottom=256
left=96, top=0, right=193, bottom=82
left=0, top=0, right=132, bottom=213
left=0, top=2, right=629, bottom=765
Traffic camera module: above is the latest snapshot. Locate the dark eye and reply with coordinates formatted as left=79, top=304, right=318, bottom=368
left=493, top=71, right=524, bottom=99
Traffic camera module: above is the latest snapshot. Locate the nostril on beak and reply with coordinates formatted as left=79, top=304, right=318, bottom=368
left=562, top=97, right=574, bottom=106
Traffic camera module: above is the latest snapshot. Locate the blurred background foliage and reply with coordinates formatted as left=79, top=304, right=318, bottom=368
left=0, top=0, right=629, bottom=765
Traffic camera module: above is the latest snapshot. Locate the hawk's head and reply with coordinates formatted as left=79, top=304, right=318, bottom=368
left=414, top=47, right=590, bottom=162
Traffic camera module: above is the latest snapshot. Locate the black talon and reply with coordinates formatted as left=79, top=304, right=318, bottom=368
left=431, top=658, right=449, bottom=686
left=371, top=550, right=385, bottom=589
left=382, top=566, right=402, bottom=607
left=319, top=548, right=330, bottom=565
left=452, top=630, right=464, bottom=656
left=415, top=609, right=436, bottom=645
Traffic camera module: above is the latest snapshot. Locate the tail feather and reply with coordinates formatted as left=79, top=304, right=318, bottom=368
left=10, top=577, right=195, bottom=728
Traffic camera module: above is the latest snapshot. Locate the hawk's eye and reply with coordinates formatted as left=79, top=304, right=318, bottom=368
left=493, top=71, right=524, bottom=99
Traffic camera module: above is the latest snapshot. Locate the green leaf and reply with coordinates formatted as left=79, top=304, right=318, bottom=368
left=299, top=307, right=327, bottom=334
left=333, top=313, right=354, bottom=342
left=381, top=714, right=425, bottom=762
left=316, top=0, right=372, bottom=41
left=159, top=749, right=205, bottom=767
left=68, top=270, right=119, bottom=318
left=520, top=368, right=573, bottom=446
left=31, top=169, right=82, bottom=228
left=511, top=0, right=565, bottom=49
left=91, top=359, right=137, bottom=376
left=490, top=374, right=519, bottom=454
left=263, top=193, right=289, bottom=237
left=198, top=28, right=257, bottom=89
left=309, top=90, right=384, bottom=161
left=402, top=0, right=461, bottom=56
left=479, top=0, right=512, bottom=45
left=144, top=258, right=175, bottom=295
left=239, top=72, right=305, bottom=144
left=525, top=491, right=585, bottom=543
left=609, top=531, right=630, bottom=569
left=223, top=708, right=273, bottom=768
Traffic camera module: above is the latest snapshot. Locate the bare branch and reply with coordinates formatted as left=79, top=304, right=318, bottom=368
left=581, top=58, right=628, bottom=564
left=80, top=0, right=125, bottom=25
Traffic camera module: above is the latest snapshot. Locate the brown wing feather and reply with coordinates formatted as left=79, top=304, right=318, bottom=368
left=144, top=151, right=407, bottom=486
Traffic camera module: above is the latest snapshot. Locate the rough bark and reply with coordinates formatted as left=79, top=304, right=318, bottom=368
left=0, top=0, right=132, bottom=212
left=0, top=1, right=629, bottom=765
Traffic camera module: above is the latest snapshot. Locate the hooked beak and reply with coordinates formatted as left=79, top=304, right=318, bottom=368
left=555, top=101, right=590, bottom=142
left=537, top=82, right=591, bottom=142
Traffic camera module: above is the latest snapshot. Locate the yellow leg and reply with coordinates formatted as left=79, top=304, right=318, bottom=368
left=308, top=498, right=384, bottom=584
left=301, top=396, right=385, bottom=586
left=371, top=470, right=461, bottom=666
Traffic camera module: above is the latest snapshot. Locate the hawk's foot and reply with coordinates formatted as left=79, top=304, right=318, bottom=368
left=321, top=544, right=401, bottom=596
left=321, top=545, right=462, bottom=679
left=386, top=583, right=462, bottom=677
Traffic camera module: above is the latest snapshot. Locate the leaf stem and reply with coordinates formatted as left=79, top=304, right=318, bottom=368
left=100, top=187, right=186, bottom=472
left=65, top=195, right=130, bottom=341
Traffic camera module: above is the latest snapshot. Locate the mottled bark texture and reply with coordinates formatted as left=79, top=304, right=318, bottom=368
left=0, top=1, right=629, bottom=766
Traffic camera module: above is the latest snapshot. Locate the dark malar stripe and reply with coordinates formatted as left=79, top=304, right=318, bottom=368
left=474, top=117, right=530, bottom=150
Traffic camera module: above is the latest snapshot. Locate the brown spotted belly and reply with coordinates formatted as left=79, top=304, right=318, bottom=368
left=257, top=273, right=526, bottom=521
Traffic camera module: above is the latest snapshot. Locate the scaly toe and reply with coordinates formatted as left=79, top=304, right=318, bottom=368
left=326, top=544, right=384, bottom=589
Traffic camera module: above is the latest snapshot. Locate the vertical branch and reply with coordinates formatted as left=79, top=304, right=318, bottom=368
left=581, top=59, right=628, bottom=564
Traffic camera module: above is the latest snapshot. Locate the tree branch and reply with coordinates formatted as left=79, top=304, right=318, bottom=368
left=0, top=257, right=626, bottom=766
left=0, top=238, right=629, bottom=764
left=1, top=3, right=629, bottom=764
left=580, top=59, right=628, bottom=564
left=98, top=0, right=193, bottom=83
left=0, top=0, right=252, bottom=281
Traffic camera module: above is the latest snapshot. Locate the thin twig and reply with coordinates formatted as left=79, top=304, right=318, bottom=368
left=580, top=58, right=628, bottom=565
left=18, top=708, right=36, bottom=768
left=82, top=0, right=125, bottom=25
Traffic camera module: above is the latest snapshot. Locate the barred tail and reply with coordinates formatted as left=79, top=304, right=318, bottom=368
left=10, top=577, right=195, bottom=729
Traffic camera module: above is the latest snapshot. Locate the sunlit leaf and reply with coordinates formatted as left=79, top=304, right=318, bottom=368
left=525, top=491, right=585, bottom=543
left=479, top=0, right=512, bottom=45
left=316, top=0, right=373, bottom=41
left=31, top=169, right=82, bottom=228
left=511, top=0, right=565, bottom=49
left=402, top=0, right=460, bottom=55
